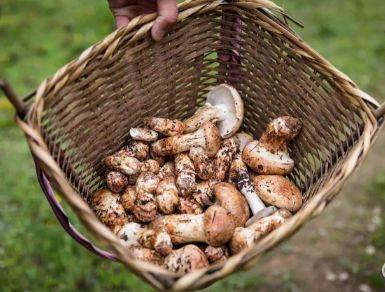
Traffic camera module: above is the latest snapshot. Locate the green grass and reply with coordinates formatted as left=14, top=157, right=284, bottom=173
left=1, top=0, right=384, bottom=291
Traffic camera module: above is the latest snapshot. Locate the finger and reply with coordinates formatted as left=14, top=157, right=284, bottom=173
left=111, top=5, right=155, bottom=28
left=152, top=0, right=178, bottom=41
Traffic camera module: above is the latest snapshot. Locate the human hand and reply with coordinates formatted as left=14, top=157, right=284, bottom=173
left=108, top=0, right=178, bottom=41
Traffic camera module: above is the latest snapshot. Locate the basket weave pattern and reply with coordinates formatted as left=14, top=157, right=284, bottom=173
left=15, top=0, right=383, bottom=290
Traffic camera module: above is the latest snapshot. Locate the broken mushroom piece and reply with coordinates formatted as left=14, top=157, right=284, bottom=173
left=175, top=153, right=197, bottom=196
left=130, top=127, right=158, bottom=142
left=204, top=246, right=229, bottom=264
left=151, top=205, right=235, bottom=247
left=106, top=171, right=129, bottom=193
left=213, top=137, right=237, bottom=182
left=152, top=121, right=221, bottom=157
left=252, top=175, right=303, bottom=212
left=132, top=192, right=158, bottom=223
left=144, top=117, right=186, bottom=136
left=189, top=147, right=214, bottom=180
left=164, top=244, right=209, bottom=273
left=230, top=209, right=292, bottom=254
left=91, top=188, right=127, bottom=230
left=116, top=222, right=172, bottom=256
left=242, top=116, right=302, bottom=175
left=184, top=84, right=244, bottom=138
left=214, top=182, right=250, bottom=227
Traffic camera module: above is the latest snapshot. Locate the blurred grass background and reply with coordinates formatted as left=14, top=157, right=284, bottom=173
left=0, top=0, right=384, bottom=291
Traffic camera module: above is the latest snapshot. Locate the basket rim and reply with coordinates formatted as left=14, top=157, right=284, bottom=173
left=15, top=0, right=384, bottom=290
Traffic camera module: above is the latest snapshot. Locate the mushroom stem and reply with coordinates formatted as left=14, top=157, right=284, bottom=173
left=126, top=245, right=164, bottom=265
left=178, top=196, right=203, bottom=214
left=105, top=152, right=159, bottom=176
left=164, top=244, right=209, bottom=273
left=229, top=153, right=265, bottom=214
left=183, top=84, right=244, bottom=138
left=136, top=172, right=159, bottom=194
left=144, top=117, right=186, bottom=136
left=189, top=147, right=214, bottom=180
left=152, top=122, right=221, bottom=157
left=213, top=137, right=237, bottom=182
left=192, top=180, right=217, bottom=207
left=242, top=116, right=302, bottom=175
left=259, top=116, right=302, bottom=153
left=122, top=141, right=149, bottom=160
left=156, top=176, right=179, bottom=215
left=184, top=105, right=219, bottom=133
left=230, top=209, right=292, bottom=254
left=130, top=127, right=158, bottom=142
left=175, top=153, right=197, bottom=196
left=116, top=222, right=172, bottom=257
left=151, top=205, right=235, bottom=247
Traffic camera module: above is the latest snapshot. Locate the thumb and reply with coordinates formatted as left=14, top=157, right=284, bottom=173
left=152, top=0, right=178, bottom=41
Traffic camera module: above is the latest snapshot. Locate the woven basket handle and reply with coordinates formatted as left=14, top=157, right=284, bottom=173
left=375, top=102, right=385, bottom=119
left=0, top=77, right=117, bottom=260
left=0, top=78, right=28, bottom=118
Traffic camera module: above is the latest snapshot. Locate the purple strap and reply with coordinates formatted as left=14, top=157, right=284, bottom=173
left=34, top=157, right=117, bottom=261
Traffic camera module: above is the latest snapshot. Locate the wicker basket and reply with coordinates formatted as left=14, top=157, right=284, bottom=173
left=2, top=0, right=385, bottom=290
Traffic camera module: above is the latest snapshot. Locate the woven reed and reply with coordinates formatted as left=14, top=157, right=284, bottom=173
left=14, top=0, right=384, bottom=290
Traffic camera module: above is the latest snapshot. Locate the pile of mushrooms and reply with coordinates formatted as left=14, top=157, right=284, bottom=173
left=91, top=84, right=303, bottom=273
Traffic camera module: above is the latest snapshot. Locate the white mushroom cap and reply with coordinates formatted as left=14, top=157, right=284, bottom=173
left=206, top=84, right=244, bottom=138
left=252, top=175, right=303, bottom=212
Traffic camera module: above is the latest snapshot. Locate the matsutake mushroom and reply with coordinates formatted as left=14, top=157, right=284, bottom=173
left=213, top=137, right=237, bottom=182
left=130, top=127, right=158, bottom=142
left=152, top=121, right=221, bottom=157
left=132, top=192, right=158, bottom=223
left=121, top=186, right=136, bottom=213
left=116, top=222, right=172, bottom=256
left=164, top=244, right=209, bottom=273
left=204, top=246, right=229, bottom=264
left=252, top=175, right=303, bottom=212
left=126, top=245, right=164, bottom=265
left=121, top=141, right=149, bottom=160
left=192, top=180, right=217, bottom=207
left=156, top=163, right=179, bottom=215
left=189, top=147, right=214, bottom=180
left=184, top=84, right=244, bottom=138
left=144, top=117, right=186, bottom=136
left=91, top=188, right=128, bottom=230
left=104, top=151, right=160, bottom=176
left=174, top=153, right=197, bottom=196
left=242, top=116, right=302, bottom=175
left=230, top=209, right=292, bottom=254
left=213, top=182, right=250, bottom=227
left=228, top=149, right=277, bottom=227
left=136, top=172, right=160, bottom=194
left=178, top=196, right=203, bottom=215
left=106, top=171, right=129, bottom=193
left=151, top=205, right=235, bottom=247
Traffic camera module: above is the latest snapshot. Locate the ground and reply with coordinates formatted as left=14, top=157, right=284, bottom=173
left=0, top=0, right=385, bottom=291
